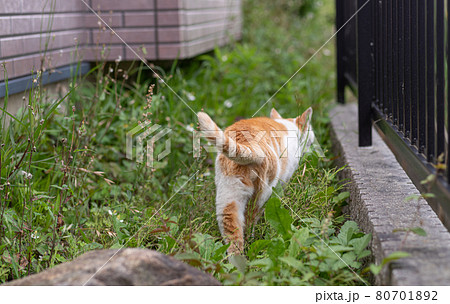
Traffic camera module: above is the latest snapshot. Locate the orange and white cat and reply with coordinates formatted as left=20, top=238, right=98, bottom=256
left=197, top=107, right=314, bottom=255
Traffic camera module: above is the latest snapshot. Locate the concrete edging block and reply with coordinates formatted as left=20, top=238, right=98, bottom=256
left=330, top=103, right=450, bottom=285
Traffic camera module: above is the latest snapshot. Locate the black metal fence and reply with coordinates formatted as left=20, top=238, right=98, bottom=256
left=336, top=0, right=450, bottom=227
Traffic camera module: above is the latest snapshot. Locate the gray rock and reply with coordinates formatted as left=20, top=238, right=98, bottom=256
left=6, top=249, right=220, bottom=286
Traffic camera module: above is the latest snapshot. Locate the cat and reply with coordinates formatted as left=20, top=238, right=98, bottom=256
left=197, top=107, right=315, bottom=255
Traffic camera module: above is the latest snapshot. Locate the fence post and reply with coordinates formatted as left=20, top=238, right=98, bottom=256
left=336, top=0, right=346, bottom=104
left=357, top=0, right=373, bottom=146
left=447, top=0, right=450, bottom=182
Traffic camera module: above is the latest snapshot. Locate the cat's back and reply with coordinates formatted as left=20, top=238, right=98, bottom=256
left=224, top=117, right=287, bottom=135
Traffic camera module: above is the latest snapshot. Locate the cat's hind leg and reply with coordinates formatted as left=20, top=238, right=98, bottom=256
left=220, top=200, right=245, bottom=254
left=216, top=177, right=253, bottom=255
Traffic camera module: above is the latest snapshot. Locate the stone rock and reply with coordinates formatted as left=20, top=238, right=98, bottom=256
left=6, top=249, right=220, bottom=286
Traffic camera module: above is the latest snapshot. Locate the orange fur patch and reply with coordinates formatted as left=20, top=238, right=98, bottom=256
left=222, top=201, right=243, bottom=253
left=219, top=117, right=288, bottom=182
left=217, top=117, right=291, bottom=211
left=296, top=109, right=311, bottom=131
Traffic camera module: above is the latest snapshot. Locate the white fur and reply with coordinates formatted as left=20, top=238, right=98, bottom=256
left=276, top=119, right=304, bottom=184
left=214, top=162, right=253, bottom=236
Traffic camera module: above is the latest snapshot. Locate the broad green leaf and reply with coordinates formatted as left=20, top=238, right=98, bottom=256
left=272, top=183, right=285, bottom=197
left=333, top=191, right=350, bottom=203
left=244, top=271, right=265, bottom=282
left=192, top=233, right=215, bottom=260
left=341, top=251, right=359, bottom=268
left=289, top=227, right=309, bottom=257
left=163, top=236, right=176, bottom=252
left=357, top=249, right=372, bottom=259
left=110, top=242, right=121, bottom=249
left=175, top=252, right=202, bottom=260
left=174, top=252, right=203, bottom=267
left=338, top=221, right=359, bottom=245
left=300, top=272, right=315, bottom=283
left=229, top=254, right=247, bottom=273
left=265, top=197, right=292, bottom=239
left=279, top=256, right=303, bottom=270
left=54, top=254, right=67, bottom=263
left=248, top=257, right=272, bottom=270
left=267, top=238, right=286, bottom=260
left=349, top=233, right=372, bottom=255
left=212, top=244, right=230, bottom=262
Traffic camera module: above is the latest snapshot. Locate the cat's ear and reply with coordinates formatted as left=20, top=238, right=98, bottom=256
left=295, top=107, right=313, bottom=131
left=270, top=108, right=282, bottom=119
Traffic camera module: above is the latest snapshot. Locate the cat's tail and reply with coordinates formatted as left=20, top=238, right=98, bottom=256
left=197, top=112, right=264, bottom=165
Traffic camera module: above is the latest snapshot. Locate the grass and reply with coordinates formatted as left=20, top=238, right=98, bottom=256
left=0, top=0, right=372, bottom=285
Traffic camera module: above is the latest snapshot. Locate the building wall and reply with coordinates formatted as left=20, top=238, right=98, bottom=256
left=0, top=0, right=242, bottom=81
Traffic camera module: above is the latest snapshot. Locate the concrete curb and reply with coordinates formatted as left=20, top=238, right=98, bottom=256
left=330, top=103, right=450, bottom=285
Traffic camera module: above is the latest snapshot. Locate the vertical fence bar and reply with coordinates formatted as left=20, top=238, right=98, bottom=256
left=392, top=1, right=399, bottom=126
left=398, top=0, right=405, bottom=133
left=378, top=0, right=383, bottom=110
left=404, top=0, right=411, bottom=139
left=436, top=0, right=445, bottom=162
left=447, top=0, right=450, bottom=181
left=383, top=0, right=388, bottom=114
left=357, top=0, right=373, bottom=146
left=426, top=0, right=436, bottom=163
left=411, top=0, right=419, bottom=146
left=418, top=0, right=426, bottom=154
left=387, top=1, right=393, bottom=118
left=373, top=0, right=379, bottom=108
left=336, top=0, right=346, bottom=104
